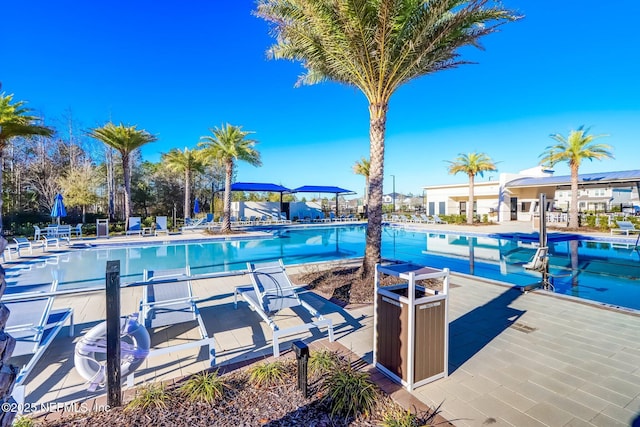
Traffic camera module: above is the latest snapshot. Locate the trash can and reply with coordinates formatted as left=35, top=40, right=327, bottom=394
left=374, top=263, right=449, bottom=391
left=96, top=219, right=109, bottom=238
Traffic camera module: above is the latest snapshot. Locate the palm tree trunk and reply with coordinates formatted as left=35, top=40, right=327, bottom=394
left=184, top=170, right=191, bottom=220
left=569, top=163, right=579, bottom=228
left=221, top=159, right=233, bottom=233
left=361, top=102, right=388, bottom=280
left=0, top=148, right=4, bottom=229
left=122, top=153, right=132, bottom=229
left=468, top=174, right=475, bottom=225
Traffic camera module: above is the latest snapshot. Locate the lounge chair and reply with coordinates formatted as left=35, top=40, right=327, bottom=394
left=126, top=217, right=143, bottom=236
left=41, top=235, right=66, bottom=251
left=181, top=216, right=206, bottom=231
left=6, top=280, right=74, bottom=408
left=12, top=237, right=33, bottom=257
left=433, top=214, right=448, bottom=224
left=420, top=214, right=435, bottom=224
left=140, top=267, right=215, bottom=367
left=154, top=216, right=169, bottom=236
left=610, top=220, right=639, bottom=236
left=234, top=259, right=334, bottom=357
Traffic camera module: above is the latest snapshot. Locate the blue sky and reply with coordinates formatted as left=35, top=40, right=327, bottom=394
left=3, top=1, right=639, bottom=198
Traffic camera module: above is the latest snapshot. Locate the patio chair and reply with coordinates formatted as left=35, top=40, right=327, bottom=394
left=610, top=220, right=639, bottom=236
left=72, top=223, right=83, bottom=238
left=234, top=259, right=334, bottom=357
left=154, top=216, right=169, bottom=236
left=6, top=280, right=74, bottom=407
left=140, top=267, right=215, bottom=366
left=433, top=214, right=448, bottom=224
left=181, top=216, right=206, bottom=231
left=33, top=225, right=43, bottom=241
left=126, top=217, right=142, bottom=236
left=41, top=234, right=66, bottom=251
left=420, top=214, right=435, bottom=224
left=12, top=237, right=33, bottom=257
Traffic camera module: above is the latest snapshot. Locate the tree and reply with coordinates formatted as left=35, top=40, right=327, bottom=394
left=256, top=0, right=518, bottom=279
left=163, top=147, right=206, bottom=219
left=0, top=93, right=53, bottom=227
left=199, top=124, right=262, bottom=233
left=353, top=157, right=370, bottom=208
left=58, top=161, right=102, bottom=223
left=539, top=126, right=613, bottom=228
left=446, top=152, right=497, bottom=224
left=86, top=123, right=157, bottom=229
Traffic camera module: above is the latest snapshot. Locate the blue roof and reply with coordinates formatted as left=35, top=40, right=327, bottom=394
left=506, top=169, right=640, bottom=188
left=291, top=185, right=355, bottom=194
left=222, top=182, right=291, bottom=192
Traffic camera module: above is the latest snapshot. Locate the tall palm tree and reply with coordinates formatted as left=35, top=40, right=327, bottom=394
left=163, top=147, right=206, bottom=220
left=87, top=123, right=157, bottom=229
left=540, top=126, right=613, bottom=229
left=199, top=124, right=262, bottom=233
left=256, top=0, right=518, bottom=279
left=446, top=152, right=497, bottom=224
left=353, top=157, right=371, bottom=211
left=0, top=93, right=53, bottom=228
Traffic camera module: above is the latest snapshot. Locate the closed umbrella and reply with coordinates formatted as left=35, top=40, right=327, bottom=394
left=51, top=193, right=67, bottom=225
left=194, top=198, right=200, bottom=216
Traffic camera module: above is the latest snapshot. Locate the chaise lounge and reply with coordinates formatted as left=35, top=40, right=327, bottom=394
left=234, top=259, right=334, bottom=357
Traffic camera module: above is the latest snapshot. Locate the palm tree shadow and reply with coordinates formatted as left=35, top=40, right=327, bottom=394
left=448, top=287, right=525, bottom=373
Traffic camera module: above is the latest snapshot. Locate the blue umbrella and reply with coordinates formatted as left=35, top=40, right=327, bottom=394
left=193, top=198, right=200, bottom=216
left=51, top=193, right=67, bottom=225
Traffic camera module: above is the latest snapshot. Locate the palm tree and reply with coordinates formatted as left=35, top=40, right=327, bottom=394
left=199, top=124, right=262, bottom=233
left=353, top=157, right=371, bottom=214
left=163, top=147, right=206, bottom=220
left=256, top=0, right=518, bottom=279
left=86, top=123, right=157, bottom=229
left=540, top=126, right=613, bottom=229
left=446, top=152, right=497, bottom=224
left=0, top=93, right=54, bottom=228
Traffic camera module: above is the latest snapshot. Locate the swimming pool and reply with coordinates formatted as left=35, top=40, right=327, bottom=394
left=6, top=225, right=640, bottom=310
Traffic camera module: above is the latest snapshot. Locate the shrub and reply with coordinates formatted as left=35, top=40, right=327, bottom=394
left=13, top=416, right=35, bottom=427
left=248, top=361, right=288, bottom=387
left=383, top=403, right=442, bottom=427
left=323, top=364, right=378, bottom=420
left=126, top=383, right=170, bottom=411
left=309, top=350, right=339, bottom=378
left=180, top=369, right=226, bottom=403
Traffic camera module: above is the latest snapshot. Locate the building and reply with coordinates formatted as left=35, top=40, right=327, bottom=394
left=424, top=168, right=640, bottom=222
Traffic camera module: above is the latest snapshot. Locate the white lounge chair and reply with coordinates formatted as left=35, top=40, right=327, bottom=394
left=126, top=217, right=142, bottom=236
left=234, top=259, right=334, bottom=357
left=433, top=214, right=448, bottom=224
left=154, top=216, right=169, bottom=236
left=610, top=220, right=639, bottom=236
left=41, top=235, right=66, bottom=251
left=140, top=267, right=215, bottom=367
left=6, top=281, right=74, bottom=408
left=420, top=214, right=435, bottom=224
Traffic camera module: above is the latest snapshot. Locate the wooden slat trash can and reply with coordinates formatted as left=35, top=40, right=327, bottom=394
left=374, top=263, right=449, bottom=391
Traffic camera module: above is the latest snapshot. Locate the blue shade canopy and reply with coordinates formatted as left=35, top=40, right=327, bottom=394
left=291, top=185, right=355, bottom=195
left=51, top=193, right=67, bottom=220
left=193, top=198, right=200, bottom=214
left=216, top=182, right=292, bottom=193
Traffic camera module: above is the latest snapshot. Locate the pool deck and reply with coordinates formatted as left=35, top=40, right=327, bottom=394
left=5, top=221, right=640, bottom=426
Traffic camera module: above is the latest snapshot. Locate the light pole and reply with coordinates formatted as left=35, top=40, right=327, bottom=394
left=391, top=174, right=396, bottom=213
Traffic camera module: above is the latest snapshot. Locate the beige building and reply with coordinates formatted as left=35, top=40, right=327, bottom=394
left=424, top=168, right=640, bottom=222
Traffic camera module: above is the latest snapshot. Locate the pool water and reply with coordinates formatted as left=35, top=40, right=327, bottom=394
left=6, top=225, right=640, bottom=310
